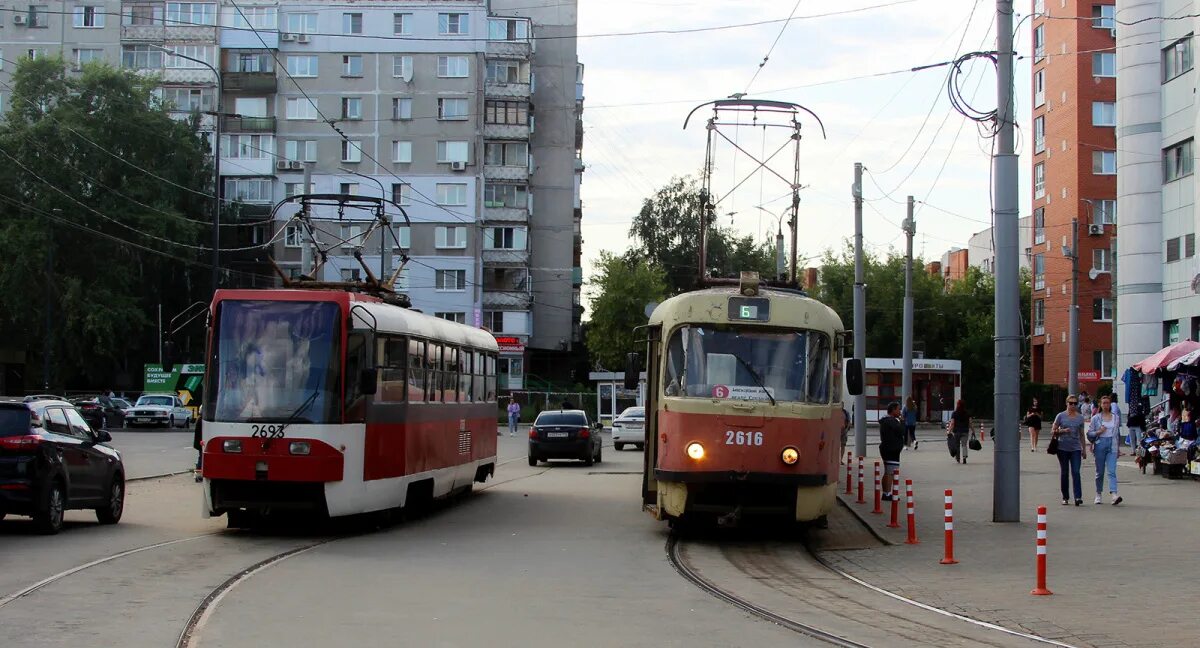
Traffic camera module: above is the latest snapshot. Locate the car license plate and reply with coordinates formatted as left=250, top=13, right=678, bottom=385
left=547, top=432, right=568, bottom=438
left=135, top=418, right=150, bottom=423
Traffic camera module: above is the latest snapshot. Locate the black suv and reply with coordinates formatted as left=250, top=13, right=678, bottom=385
left=72, top=395, right=125, bottom=430
left=528, top=410, right=603, bottom=466
left=0, top=399, right=126, bottom=534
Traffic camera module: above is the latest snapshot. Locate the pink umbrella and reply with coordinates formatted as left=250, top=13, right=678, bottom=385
left=1133, top=340, right=1200, bottom=374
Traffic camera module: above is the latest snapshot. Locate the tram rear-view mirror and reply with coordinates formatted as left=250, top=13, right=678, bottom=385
left=845, top=358, right=864, bottom=397
left=623, top=353, right=640, bottom=391
left=359, top=368, right=378, bottom=396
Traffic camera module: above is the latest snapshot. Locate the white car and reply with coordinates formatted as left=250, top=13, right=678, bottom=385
left=611, top=406, right=646, bottom=451
left=127, top=394, right=192, bottom=428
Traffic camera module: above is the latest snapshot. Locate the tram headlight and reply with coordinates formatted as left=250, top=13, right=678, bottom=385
left=781, top=447, right=800, bottom=465
left=685, top=442, right=705, bottom=460
left=289, top=441, right=311, bottom=456
left=222, top=439, right=242, bottom=453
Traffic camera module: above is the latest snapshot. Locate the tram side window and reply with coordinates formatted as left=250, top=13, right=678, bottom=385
left=459, top=349, right=473, bottom=402
left=380, top=336, right=407, bottom=402
left=426, top=343, right=443, bottom=402
left=344, top=331, right=370, bottom=422
left=408, top=339, right=426, bottom=402
left=443, top=347, right=459, bottom=403
left=473, top=351, right=486, bottom=401
left=485, top=354, right=497, bottom=401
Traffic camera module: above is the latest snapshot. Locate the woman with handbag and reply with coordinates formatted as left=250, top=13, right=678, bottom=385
left=1051, top=396, right=1088, bottom=506
left=1024, top=398, right=1043, bottom=452
left=1088, top=395, right=1123, bottom=505
left=950, top=400, right=972, bottom=464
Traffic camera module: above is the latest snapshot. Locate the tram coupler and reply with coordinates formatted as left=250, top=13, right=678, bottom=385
left=717, top=506, right=743, bottom=528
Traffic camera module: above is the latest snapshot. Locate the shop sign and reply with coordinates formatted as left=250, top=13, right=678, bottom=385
left=494, top=336, right=525, bottom=353
left=1077, top=370, right=1101, bottom=381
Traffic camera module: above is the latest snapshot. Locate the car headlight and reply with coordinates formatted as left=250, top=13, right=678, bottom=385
left=781, top=447, right=800, bottom=465
left=686, top=442, right=705, bottom=460
left=223, top=439, right=242, bottom=453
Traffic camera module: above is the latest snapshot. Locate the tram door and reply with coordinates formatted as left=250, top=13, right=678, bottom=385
left=642, top=327, right=661, bottom=507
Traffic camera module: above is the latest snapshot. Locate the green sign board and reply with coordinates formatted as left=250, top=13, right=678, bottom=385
left=143, top=363, right=205, bottom=409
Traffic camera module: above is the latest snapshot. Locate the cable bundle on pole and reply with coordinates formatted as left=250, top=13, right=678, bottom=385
left=946, top=51, right=1001, bottom=138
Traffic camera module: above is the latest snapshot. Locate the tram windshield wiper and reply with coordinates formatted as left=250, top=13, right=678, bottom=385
left=276, top=390, right=321, bottom=433
left=732, top=354, right=776, bottom=407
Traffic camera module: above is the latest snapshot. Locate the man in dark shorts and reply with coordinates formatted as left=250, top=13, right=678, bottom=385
left=879, top=401, right=906, bottom=499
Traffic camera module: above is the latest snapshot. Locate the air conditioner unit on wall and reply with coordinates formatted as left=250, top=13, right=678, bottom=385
left=13, top=14, right=26, bottom=25
left=1110, top=28, right=1117, bottom=39
left=288, top=160, right=303, bottom=170
left=297, top=34, right=310, bottom=44
left=1088, top=223, right=1105, bottom=236
left=449, top=161, right=467, bottom=171
left=275, top=160, right=290, bottom=170
left=280, top=33, right=297, bottom=41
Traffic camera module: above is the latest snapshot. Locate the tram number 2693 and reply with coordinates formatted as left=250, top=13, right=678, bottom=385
left=725, top=430, right=764, bottom=446
left=250, top=424, right=286, bottom=438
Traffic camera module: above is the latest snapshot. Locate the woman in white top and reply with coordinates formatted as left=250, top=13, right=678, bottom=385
left=1087, top=395, right=1123, bottom=506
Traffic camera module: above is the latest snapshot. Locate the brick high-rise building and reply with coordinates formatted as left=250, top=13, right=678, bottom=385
left=1028, top=0, right=1118, bottom=388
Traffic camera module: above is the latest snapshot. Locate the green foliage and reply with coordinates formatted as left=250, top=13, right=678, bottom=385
left=0, top=57, right=213, bottom=390
left=585, top=252, right=667, bottom=369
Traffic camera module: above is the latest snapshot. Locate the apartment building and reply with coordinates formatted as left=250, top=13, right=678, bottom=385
left=1028, top=0, right=1117, bottom=387
left=966, top=216, right=1032, bottom=275
left=0, top=0, right=584, bottom=391
left=1115, top=1, right=1199, bottom=398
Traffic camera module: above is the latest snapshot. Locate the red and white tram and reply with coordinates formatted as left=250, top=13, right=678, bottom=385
left=199, top=289, right=499, bottom=523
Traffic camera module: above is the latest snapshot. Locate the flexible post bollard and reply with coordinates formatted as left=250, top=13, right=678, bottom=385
left=887, top=468, right=901, bottom=528
left=871, top=461, right=883, bottom=514
left=856, top=456, right=865, bottom=504
left=940, top=489, right=957, bottom=564
left=1031, top=505, right=1052, bottom=595
left=905, top=479, right=918, bottom=544
left=979, top=421, right=986, bottom=445
left=845, top=451, right=853, bottom=494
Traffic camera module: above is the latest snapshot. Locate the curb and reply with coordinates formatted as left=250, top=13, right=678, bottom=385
left=128, top=470, right=194, bottom=483
left=835, top=492, right=894, bottom=546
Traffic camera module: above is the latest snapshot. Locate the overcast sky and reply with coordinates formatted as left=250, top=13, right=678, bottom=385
left=575, top=0, right=1034, bottom=304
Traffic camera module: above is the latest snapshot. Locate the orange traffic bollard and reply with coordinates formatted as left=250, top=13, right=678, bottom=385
left=979, top=421, right=986, bottom=445
left=904, top=479, right=919, bottom=545
left=856, top=456, right=865, bottom=504
left=940, top=489, right=957, bottom=564
left=887, top=468, right=901, bottom=528
left=1031, top=505, right=1052, bottom=595
left=845, top=451, right=853, bottom=494
left=871, top=461, right=883, bottom=514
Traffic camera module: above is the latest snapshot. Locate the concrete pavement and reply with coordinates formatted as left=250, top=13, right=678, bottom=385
left=827, top=425, right=1200, bottom=648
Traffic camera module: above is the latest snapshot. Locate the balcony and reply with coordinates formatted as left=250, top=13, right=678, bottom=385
left=224, top=71, right=277, bottom=93
left=221, top=115, right=276, bottom=133
left=486, top=40, right=531, bottom=59
left=484, top=164, right=529, bottom=182
left=482, top=249, right=530, bottom=265
left=122, top=24, right=217, bottom=42
left=483, top=123, right=530, bottom=140
left=219, top=157, right=274, bottom=176
left=485, top=81, right=532, bottom=99
left=483, top=291, right=533, bottom=310
left=483, top=205, right=529, bottom=223
left=572, top=267, right=582, bottom=286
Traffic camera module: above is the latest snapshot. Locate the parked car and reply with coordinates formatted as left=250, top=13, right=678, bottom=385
left=127, top=394, right=192, bottom=428
left=528, top=409, right=603, bottom=466
left=111, top=398, right=133, bottom=418
left=0, top=399, right=125, bottom=534
left=611, top=406, right=646, bottom=451
left=22, top=394, right=65, bottom=403
left=72, top=395, right=125, bottom=430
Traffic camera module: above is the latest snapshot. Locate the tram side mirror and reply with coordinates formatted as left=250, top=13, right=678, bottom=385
left=623, top=353, right=641, bottom=391
left=359, top=368, right=378, bottom=396
left=162, top=340, right=178, bottom=374
left=845, top=358, right=864, bottom=397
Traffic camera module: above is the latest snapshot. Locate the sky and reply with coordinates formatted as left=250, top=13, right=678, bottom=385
left=575, top=0, right=1035, bottom=307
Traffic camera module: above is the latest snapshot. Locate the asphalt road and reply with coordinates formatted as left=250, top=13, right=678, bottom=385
left=109, top=429, right=198, bottom=479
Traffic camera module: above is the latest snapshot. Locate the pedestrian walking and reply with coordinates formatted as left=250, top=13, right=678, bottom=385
left=1024, top=397, right=1044, bottom=452
left=902, top=397, right=919, bottom=450
left=1051, top=396, right=1088, bottom=506
left=193, top=411, right=204, bottom=483
left=841, top=407, right=850, bottom=450
left=949, top=400, right=971, bottom=464
left=1088, top=395, right=1123, bottom=505
left=506, top=399, right=520, bottom=437
left=879, top=402, right=905, bottom=499
left=1080, top=394, right=1094, bottom=419
left=1127, top=408, right=1146, bottom=451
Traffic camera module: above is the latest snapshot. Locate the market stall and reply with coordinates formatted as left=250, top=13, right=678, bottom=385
left=1127, top=341, right=1200, bottom=479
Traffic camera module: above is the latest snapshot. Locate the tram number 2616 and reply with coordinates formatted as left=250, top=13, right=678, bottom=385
left=250, top=424, right=286, bottom=438
left=725, top=430, right=764, bottom=446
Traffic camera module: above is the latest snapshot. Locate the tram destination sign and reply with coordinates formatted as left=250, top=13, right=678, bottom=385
left=728, top=297, right=771, bottom=322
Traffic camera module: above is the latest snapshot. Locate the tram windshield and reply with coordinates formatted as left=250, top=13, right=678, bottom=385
left=209, top=300, right=342, bottom=423
left=663, top=326, right=831, bottom=404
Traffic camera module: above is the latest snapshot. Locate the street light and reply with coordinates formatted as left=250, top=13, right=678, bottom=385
left=1062, top=218, right=1079, bottom=397
left=149, top=44, right=221, bottom=296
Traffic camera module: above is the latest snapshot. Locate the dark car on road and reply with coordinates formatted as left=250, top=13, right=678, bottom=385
left=528, top=409, right=603, bottom=466
left=72, top=395, right=125, bottom=430
left=0, top=399, right=125, bottom=534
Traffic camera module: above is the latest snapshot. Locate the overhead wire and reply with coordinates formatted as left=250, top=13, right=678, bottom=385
left=743, top=0, right=804, bottom=94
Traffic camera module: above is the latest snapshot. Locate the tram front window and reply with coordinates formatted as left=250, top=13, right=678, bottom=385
left=210, top=300, right=342, bottom=423
left=664, top=326, right=830, bottom=404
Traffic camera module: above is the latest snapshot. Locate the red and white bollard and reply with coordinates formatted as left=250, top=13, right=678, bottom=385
left=905, top=479, right=919, bottom=544
left=979, top=421, right=986, bottom=446
left=871, top=461, right=883, bottom=514
left=940, top=489, right=957, bottom=564
left=845, top=451, right=853, bottom=494
left=1031, top=505, right=1052, bottom=595
left=887, top=468, right=901, bottom=528
left=856, top=456, right=866, bottom=504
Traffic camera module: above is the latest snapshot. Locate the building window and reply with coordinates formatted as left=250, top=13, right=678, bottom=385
left=1034, top=162, right=1045, bottom=198
left=1092, top=4, right=1115, bottom=29
left=122, top=45, right=163, bottom=69
left=1092, top=150, right=1116, bottom=175
left=222, top=134, right=274, bottom=159
left=392, top=55, right=413, bottom=79
left=489, top=18, right=529, bottom=41
left=339, top=183, right=359, bottom=196
left=392, top=141, right=412, bottom=163
left=232, top=52, right=271, bottom=73
left=485, top=142, right=528, bottom=166
left=342, top=55, right=362, bottom=77
left=232, top=5, right=275, bottom=30
left=284, top=140, right=316, bottom=162
left=438, top=98, right=469, bottom=120
left=487, top=60, right=524, bottom=84
left=283, top=12, right=316, bottom=34
left=391, top=225, right=410, bottom=250
left=1034, top=115, right=1045, bottom=153
left=437, top=141, right=469, bottom=163
left=1033, top=207, right=1046, bottom=244
left=439, top=12, right=468, bottom=35
left=1093, top=248, right=1111, bottom=272
left=437, top=56, right=469, bottom=78
left=341, top=140, right=362, bottom=163
left=341, top=97, right=362, bottom=120
left=1093, top=349, right=1114, bottom=378
left=436, top=269, right=467, bottom=291
left=436, top=183, right=468, bottom=206
left=1094, top=199, right=1116, bottom=224
left=435, top=312, right=467, bottom=324
left=483, top=311, right=505, bottom=332
left=1034, top=25, right=1045, bottom=61
left=393, top=12, right=411, bottom=35
left=1033, top=299, right=1045, bottom=335
left=1163, top=36, right=1193, bottom=82
left=284, top=225, right=302, bottom=248
left=392, top=97, right=412, bottom=120
left=123, top=4, right=163, bottom=26
left=486, top=227, right=527, bottom=250
left=73, top=6, right=105, bottom=28
left=1034, top=69, right=1045, bottom=107
left=484, top=183, right=528, bottom=208
left=286, top=55, right=318, bottom=77
left=1167, top=237, right=1182, bottom=262
left=73, top=49, right=103, bottom=67
left=342, top=12, right=362, bottom=34
left=341, top=268, right=363, bottom=282
left=285, top=97, right=318, bottom=120
left=1092, top=101, right=1115, bottom=126
left=339, top=223, right=363, bottom=251
left=163, top=45, right=215, bottom=69
left=1092, top=52, right=1116, bottom=77
left=1188, top=233, right=1197, bottom=258
left=224, top=178, right=273, bottom=203
left=1033, top=253, right=1045, bottom=290
left=391, top=183, right=412, bottom=206
left=485, top=100, right=528, bottom=125
left=1034, top=0, right=1045, bottom=14
left=166, top=2, right=215, bottom=26
left=436, top=226, right=467, bottom=249
left=284, top=182, right=314, bottom=197
left=1164, top=139, right=1194, bottom=182
left=159, top=86, right=214, bottom=112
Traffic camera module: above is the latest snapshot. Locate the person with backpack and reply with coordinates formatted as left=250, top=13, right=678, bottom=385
left=949, top=400, right=971, bottom=464
left=879, top=402, right=906, bottom=499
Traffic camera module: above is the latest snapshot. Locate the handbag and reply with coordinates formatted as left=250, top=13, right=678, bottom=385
left=1046, top=435, right=1059, bottom=454
left=969, top=437, right=982, bottom=451
left=947, top=432, right=959, bottom=457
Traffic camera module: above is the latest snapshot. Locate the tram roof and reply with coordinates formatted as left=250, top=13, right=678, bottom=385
left=647, top=286, right=844, bottom=333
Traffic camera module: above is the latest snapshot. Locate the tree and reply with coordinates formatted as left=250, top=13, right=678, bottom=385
left=0, top=57, right=213, bottom=390
left=585, top=252, right=667, bottom=369
left=628, top=176, right=776, bottom=294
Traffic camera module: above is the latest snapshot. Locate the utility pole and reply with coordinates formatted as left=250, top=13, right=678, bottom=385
left=300, top=162, right=314, bottom=278
left=158, top=303, right=163, bottom=365
left=993, top=0, right=1021, bottom=523
left=43, top=223, right=53, bottom=392
left=902, top=196, right=915, bottom=415
left=1066, top=218, right=1080, bottom=397
left=853, top=162, right=867, bottom=458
